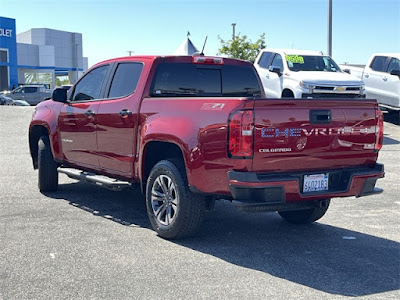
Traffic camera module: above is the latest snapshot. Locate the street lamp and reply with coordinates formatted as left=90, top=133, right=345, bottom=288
left=327, top=0, right=332, bottom=56
left=231, top=23, right=236, bottom=40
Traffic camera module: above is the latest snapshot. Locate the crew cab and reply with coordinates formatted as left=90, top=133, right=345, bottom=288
left=5, top=84, right=51, bottom=105
left=29, top=55, right=384, bottom=239
left=254, top=49, right=365, bottom=99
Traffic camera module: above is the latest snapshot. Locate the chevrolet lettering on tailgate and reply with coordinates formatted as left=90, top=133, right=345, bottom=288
left=261, top=126, right=374, bottom=138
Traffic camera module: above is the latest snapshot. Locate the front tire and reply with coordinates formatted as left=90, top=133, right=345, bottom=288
left=278, top=200, right=330, bottom=224
left=38, top=135, right=58, bottom=192
left=146, top=159, right=206, bottom=239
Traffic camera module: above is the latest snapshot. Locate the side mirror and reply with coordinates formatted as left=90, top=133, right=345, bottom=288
left=52, top=88, right=68, bottom=103
left=390, top=69, right=400, bottom=77
left=343, top=69, right=351, bottom=74
left=269, top=66, right=282, bottom=76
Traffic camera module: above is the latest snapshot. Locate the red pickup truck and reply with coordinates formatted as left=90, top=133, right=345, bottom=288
left=29, top=55, right=384, bottom=239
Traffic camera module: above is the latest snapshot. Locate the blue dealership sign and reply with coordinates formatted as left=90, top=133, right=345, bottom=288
left=0, top=16, right=18, bottom=89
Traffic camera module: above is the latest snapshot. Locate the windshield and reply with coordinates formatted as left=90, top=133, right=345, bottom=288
left=285, top=55, right=342, bottom=72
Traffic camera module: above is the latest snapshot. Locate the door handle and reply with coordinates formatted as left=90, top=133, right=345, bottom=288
left=120, top=109, right=132, bottom=118
left=266, top=74, right=270, bottom=79
left=84, top=110, right=95, bottom=119
left=382, top=77, right=387, bottom=82
left=364, top=74, right=369, bottom=78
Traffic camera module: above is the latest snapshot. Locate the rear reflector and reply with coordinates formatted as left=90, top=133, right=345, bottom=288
left=228, top=110, right=254, bottom=158
left=375, top=109, right=384, bottom=151
left=193, top=56, right=224, bottom=65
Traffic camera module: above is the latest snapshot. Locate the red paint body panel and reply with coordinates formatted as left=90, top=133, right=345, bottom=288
left=96, top=57, right=154, bottom=177
left=29, top=55, right=384, bottom=202
left=138, top=97, right=253, bottom=194
left=252, top=99, right=379, bottom=173
left=30, top=100, right=63, bottom=160
left=58, top=101, right=101, bottom=168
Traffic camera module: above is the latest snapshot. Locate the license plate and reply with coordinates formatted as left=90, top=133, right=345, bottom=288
left=303, top=173, right=329, bottom=193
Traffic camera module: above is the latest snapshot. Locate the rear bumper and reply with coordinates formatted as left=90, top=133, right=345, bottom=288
left=228, top=164, right=384, bottom=210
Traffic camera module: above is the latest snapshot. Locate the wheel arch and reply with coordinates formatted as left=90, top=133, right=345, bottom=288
left=141, top=141, right=186, bottom=192
left=29, top=125, right=49, bottom=169
left=282, top=88, right=295, bottom=98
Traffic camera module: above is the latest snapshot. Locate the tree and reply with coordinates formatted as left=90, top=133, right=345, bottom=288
left=218, top=33, right=266, bottom=62
left=55, top=77, right=70, bottom=87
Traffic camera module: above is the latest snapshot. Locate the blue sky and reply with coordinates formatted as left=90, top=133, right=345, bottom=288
left=1, top=0, right=399, bottom=67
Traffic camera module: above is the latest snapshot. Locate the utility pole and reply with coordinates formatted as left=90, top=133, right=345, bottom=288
left=327, top=0, right=332, bottom=56
left=127, top=51, right=134, bottom=56
left=231, top=23, right=236, bottom=40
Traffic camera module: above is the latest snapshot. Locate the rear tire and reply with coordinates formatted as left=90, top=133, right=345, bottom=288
left=38, top=135, right=58, bottom=192
left=278, top=200, right=330, bottom=224
left=146, top=159, right=206, bottom=239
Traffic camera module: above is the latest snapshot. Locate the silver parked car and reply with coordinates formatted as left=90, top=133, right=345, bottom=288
left=0, top=94, right=30, bottom=106
left=5, top=85, right=52, bottom=105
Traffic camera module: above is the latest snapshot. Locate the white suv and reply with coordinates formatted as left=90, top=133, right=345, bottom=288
left=254, top=49, right=365, bottom=99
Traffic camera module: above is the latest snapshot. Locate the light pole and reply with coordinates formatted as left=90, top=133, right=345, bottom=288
left=231, top=23, right=236, bottom=40
left=327, top=0, right=332, bottom=56
left=127, top=51, right=134, bottom=56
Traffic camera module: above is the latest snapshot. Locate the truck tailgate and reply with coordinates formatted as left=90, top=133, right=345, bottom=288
left=252, top=99, right=379, bottom=173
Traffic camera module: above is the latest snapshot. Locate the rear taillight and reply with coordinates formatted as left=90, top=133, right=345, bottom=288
left=375, top=109, right=384, bottom=151
left=228, top=110, right=254, bottom=158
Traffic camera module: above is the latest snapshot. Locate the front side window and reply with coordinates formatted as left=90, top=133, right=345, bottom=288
left=13, top=87, right=23, bottom=94
left=271, top=54, right=284, bottom=70
left=72, top=65, right=109, bottom=101
left=386, top=58, right=400, bottom=73
left=370, top=56, right=388, bottom=72
left=108, top=62, right=144, bottom=98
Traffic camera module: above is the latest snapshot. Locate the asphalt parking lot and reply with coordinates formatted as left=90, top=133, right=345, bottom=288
left=0, top=106, right=399, bottom=300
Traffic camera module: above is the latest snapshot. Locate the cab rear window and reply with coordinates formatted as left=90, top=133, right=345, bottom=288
left=151, top=63, right=262, bottom=97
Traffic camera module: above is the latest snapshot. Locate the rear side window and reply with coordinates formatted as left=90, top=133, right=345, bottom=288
left=108, top=62, right=144, bottom=98
left=258, top=52, right=273, bottom=69
left=370, top=56, right=388, bottom=72
left=25, top=87, right=38, bottom=93
left=72, top=65, right=109, bottom=101
left=151, top=63, right=261, bottom=97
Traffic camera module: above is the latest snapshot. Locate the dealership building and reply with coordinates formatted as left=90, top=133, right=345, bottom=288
left=0, top=16, right=88, bottom=91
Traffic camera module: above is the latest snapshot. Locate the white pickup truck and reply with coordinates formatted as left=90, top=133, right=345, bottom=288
left=254, top=49, right=365, bottom=99
left=342, top=53, right=400, bottom=118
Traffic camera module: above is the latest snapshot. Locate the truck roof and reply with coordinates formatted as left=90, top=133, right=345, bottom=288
left=370, top=53, right=400, bottom=59
left=259, top=49, right=324, bottom=56
left=92, top=55, right=253, bottom=69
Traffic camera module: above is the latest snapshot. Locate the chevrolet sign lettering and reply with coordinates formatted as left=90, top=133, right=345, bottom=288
left=261, top=126, right=373, bottom=138
left=0, top=28, right=12, bottom=38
